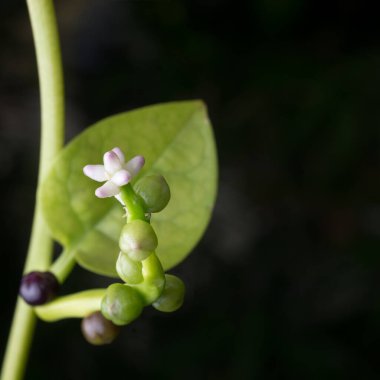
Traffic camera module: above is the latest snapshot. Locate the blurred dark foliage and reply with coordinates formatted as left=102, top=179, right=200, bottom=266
left=1, top=0, right=380, bottom=379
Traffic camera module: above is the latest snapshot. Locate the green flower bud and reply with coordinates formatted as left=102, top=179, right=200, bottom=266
left=119, top=220, right=158, bottom=261
left=127, top=249, right=150, bottom=262
left=152, top=274, right=185, bottom=313
left=116, top=252, right=143, bottom=284
left=81, top=311, right=120, bottom=345
left=101, top=283, right=143, bottom=325
left=134, top=175, right=171, bottom=213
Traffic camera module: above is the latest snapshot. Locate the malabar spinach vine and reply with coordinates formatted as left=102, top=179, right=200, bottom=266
left=0, top=1, right=217, bottom=380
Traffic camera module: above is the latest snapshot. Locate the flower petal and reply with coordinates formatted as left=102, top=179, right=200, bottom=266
left=95, top=181, right=120, bottom=198
left=111, top=169, right=131, bottom=186
left=104, top=151, right=122, bottom=174
left=112, top=147, right=125, bottom=163
left=124, top=155, right=145, bottom=177
left=83, top=165, right=107, bottom=182
left=114, top=194, right=125, bottom=205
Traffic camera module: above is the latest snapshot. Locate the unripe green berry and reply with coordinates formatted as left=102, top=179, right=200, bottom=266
left=152, top=274, right=185, bottom=312
left=134, top=175, right=171, bottom=213
left=101, top=283, right=143, bottom=325
left=116, top=252, right=143, bottom=284
left=81, top=311, right=120, bottom=345
left=119, top=220, right=158, bottom=261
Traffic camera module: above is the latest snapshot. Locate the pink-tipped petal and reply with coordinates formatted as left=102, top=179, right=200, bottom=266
left=111, top=170, right=131, bottom=186
left=104, top=151, right=122, bottom=174
left=83, top=165, right=107, bottom=182
left=112, top=147, right=125, bottom=163
left=124, top=155, right=145, bottom=177
left=95, top=181, right=120, bottom=198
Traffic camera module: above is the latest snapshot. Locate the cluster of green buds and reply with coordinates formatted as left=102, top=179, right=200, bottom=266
left=20, top=148, right=185, bottom=346
left=84, top=147, right=185, bottom=342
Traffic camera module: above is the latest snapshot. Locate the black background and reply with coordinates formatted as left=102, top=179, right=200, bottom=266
left=1, top=0, right=380, bottom=379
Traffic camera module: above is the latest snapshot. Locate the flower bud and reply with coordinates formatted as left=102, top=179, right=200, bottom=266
left=116, top=252, right=143, bottom=284
left=81, top=311, right=120, bottom=345
left=19, top=271, right=60, bottom=306
left=152, top=274, right=185, bottom=313
left=101, top=283, right=143, bottom=325
left=119, top=220, right=158, bottom=261
left=134, top=175, right=170, bottom=213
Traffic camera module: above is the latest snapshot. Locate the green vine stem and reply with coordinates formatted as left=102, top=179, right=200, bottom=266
left=129, top=253, right=165, bottom=305
left=35, top=289, right=107, bottom=322
left=50, top=249, right=76, bottom=283
left=120, top=184, right=147, bottom=221
left=1, top=0, right=65, bottom=379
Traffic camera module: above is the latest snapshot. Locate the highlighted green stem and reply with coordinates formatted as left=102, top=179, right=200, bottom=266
left=35, top=289, right=106, bottom=322
left=50, top=248, right=76, bottom=283
left=130, top=253, right=165, bottom=305
left=120, top=184, right=146, bottom=222
left=0, top=0, right=65, bottom=379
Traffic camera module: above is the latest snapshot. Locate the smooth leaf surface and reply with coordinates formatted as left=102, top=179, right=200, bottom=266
left=40, top=101, right=217, bottom=277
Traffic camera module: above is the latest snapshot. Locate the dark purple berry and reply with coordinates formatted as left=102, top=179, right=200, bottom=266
left=81, top=311, right=120, bottom=345
left=19, top=271, right=60, bottom=306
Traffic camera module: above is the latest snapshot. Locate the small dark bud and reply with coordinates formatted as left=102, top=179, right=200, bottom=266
left=19, top=271, right=60, bottom=306
left=81, top=311, right=120, bottom=345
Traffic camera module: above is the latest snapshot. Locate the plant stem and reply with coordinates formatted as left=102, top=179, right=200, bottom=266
left=50, top=249, right=76, bottom=283
left=1, top=1, right=64, bottom=379
left=120, top=184, right=147, bottom=222
left=35, top=289, right=106, bottom=322
left=129, top=253, right=165, bottom=305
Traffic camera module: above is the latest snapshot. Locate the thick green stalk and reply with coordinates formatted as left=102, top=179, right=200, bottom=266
left=120, top=184, right=147, bottom=221
left=0, top=1, right=64, bottom=379
left=35, top=290, right=107, bottom=322
left=50, top=248, right=76, bottom=283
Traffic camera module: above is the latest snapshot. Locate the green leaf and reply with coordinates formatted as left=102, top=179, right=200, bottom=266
left=40, top=101, right=218, bottom=277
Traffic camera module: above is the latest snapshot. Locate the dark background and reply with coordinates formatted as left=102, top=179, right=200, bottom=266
left=1, top=0, right=380, bottom=379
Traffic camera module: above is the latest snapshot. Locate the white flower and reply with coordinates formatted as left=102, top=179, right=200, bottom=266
left=83, top=147, right=145, bottom=199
